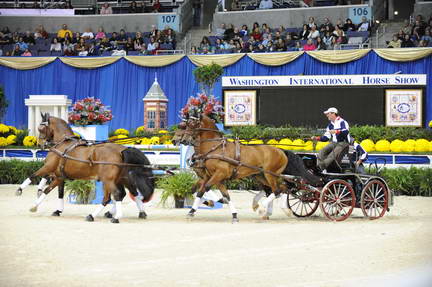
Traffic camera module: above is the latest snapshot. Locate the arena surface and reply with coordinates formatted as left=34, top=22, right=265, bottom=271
left=1, top=185, right=432, bottom=287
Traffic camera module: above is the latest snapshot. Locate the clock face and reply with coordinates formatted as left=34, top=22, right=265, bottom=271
left=397, top=103, right=410, bottom=114
left=233, top=104, right=246, bottom=114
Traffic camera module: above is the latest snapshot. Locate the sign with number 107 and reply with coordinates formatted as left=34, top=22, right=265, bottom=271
left=158, top=14, right=179, bottom=32
left=348, top=6, right=372, bottom=24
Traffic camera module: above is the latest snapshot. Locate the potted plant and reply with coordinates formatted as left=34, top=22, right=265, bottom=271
left=193, top=62, right=224, bottom=97
left=65, top=179, right=95, bottom=204
left=157, top=171, right=196, bottom=208
left=0, top=86, right=8, bottom=122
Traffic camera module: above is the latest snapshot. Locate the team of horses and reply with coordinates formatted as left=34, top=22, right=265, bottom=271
left=16, top=113, right=319, bottom=223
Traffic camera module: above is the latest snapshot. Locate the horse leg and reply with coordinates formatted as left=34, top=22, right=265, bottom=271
left=258, top=175, right=281, bottom=219
left=187, top=180, right=207, bottom=219
left=86, top=183, right=113, bottom=222
left=16, top=164, right=56, bottom=196
left=51, top=180, right=65, bottom=216
left=125, top=183, right=147, bottom=219
left=37, top=177, right=49, bottom=197
left=217, top=184, right=239, bottom=223
left=29, top=177, right=61, bottom=213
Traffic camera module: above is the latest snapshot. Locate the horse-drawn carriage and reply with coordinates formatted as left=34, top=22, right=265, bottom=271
left=284, top=151, right=393, bottom=222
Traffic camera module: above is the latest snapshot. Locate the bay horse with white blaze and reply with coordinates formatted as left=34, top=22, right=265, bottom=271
left=175, top=115, right=289, bottom=222
left=16, top=113, right=154, bottom=223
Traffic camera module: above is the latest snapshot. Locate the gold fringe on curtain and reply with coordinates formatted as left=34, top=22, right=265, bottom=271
left=307, top=49, right=371, bottom=64
left=0, top=57, right=56, bottom=70
left=59, top=57, right=121, bottom=69
left=247, top=51, right=303, bottom=66
left=374, top=47, right=432, bottom=62
left=188, top=53, right=245, bottom=67
left=125, top=55, right=185, bottom=67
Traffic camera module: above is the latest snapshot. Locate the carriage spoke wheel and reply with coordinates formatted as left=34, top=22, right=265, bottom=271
left=361, top=179, right=388, bottom=220
left=287, top=189, right=319, bottom=217
left=319, top=179, right=355, bottom=221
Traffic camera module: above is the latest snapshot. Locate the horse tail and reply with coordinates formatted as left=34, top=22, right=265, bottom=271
left=283, top=150, right=321, bottom=186
left=121, top=147, right=154, bottom=202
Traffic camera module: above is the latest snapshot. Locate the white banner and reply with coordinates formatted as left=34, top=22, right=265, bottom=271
left=222, top=74, right=427, bottom=87
left=0, top=9, right=75, bottom=16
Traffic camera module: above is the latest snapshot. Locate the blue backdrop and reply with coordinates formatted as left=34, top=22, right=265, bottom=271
left=1, top=51, right=431, bottom=131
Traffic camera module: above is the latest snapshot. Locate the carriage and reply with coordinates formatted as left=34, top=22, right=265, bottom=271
left=284, top=151, right=393, bottom=222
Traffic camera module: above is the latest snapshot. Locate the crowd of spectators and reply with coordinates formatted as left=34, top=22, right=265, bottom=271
left=0, top=24, right=177, bottom=57
left=387, top=15, right=432, bottom=48
left=191, top=16, right=371, bottom=54
left=229, top=0, right=368, bottom=11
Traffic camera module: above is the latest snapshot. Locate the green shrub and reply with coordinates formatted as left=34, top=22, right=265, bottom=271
left=157, top=171, right=196, bottom=206
left=65, top=180, right=95, bottom=204
left=0, top=159, right=44, bottom=184
left=380, top=167, right=432, bottom=196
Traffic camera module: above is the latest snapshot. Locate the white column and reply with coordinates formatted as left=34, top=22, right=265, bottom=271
left=61, top=106, right=67, bottom=121
left=28, top=106, right=35, bottom=136
left=35, top=106, right=41, bottom=137
left=53, top=106, right=59, bottom=117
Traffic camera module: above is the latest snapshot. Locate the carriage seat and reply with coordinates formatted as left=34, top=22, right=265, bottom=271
left=326, top=145, right=353, bottom=173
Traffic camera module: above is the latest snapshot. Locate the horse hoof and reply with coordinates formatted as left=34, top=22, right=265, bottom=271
left=37, top=189, right=43, bottom=197
left=262, top=215, right=270, bottom=220
left=186, top=212, right=194, bottom=220
left=15, top=188, right=22, bottom=196
left=252, top=202, right=259, bottom=212
left=232, top=218, right=239, bottom=224
left=111, top=218, right=120, bottom=224
left=51, top=210, right=62, bottom=216
left=104, top=211, right=113, bottom=219
left=138, top=211, right=147, bottom=219
left=29, top=206, right=37, bottom=213
left=85, top=214, right=94, bottom=222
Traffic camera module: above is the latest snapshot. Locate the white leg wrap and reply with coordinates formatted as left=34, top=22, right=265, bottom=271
left=35, top=193, right=47, bottom=206
left=57, top=198, right=64, bottom=212
left=191, top=196, right=201, bottom=211
left=134, top=197, right=145, bottom=212
left=91, top=204, right=105, bottom=218
left=37, top=178, right=48, bottom=190
left=20, top=178, right=32, bottom=190
left=262, top=193, right=276, bottom=208
left=253, top=191, right=266, bottom=205
left=203, top=190, right=221, bottom=202
left=110, top=201, right=117, bottom=215
left=279, top=193, right=288, bottom=209
left=228, top=201, right=237, bottom=214
left=267, top=200, right=273, bottom=216
left=114, top=201, right=122, bottom=219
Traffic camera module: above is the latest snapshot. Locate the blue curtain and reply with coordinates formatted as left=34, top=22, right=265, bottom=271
left=1, top=52, right=431, bottom=131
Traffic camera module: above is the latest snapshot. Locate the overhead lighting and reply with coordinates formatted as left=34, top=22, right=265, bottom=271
left=375, top=20, right=380, bottom=24
left=394, top=11, right=399, bottom=15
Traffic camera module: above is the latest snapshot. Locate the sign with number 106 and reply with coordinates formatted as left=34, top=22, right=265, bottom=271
left=348, top=6, right=371, bottom=24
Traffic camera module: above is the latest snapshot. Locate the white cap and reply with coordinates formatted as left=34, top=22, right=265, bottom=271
left=323, top=107, right=338, bottom=114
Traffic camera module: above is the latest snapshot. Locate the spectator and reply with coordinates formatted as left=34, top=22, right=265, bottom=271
left=303, top=39, right=316, bottom=51
left=316, top=37, right=326, bottom=50
left=293, top=41, right=303, bottom=51
left=11, top=32, right=19, bottom=44
left=224, top=24, right=235, bottom=41
left=63, top=39, right=74, bottom=53
left=163, top=28, right=176, bottom=49
left=147, top=37, right=158, bottom=54
left=117, top=29, right=128, bottom=48
left=335, top=19, right=344, bottom=30
left=57, top=24, right=73, bottom=39
left=129, top=1, right=140, bottom=13
left=95, top=27, right=106, bottom=40
left=134, top=33, right=146, bottom=53
left=412, top=20, right=425, bottom=37
left=396, top=30, right=405, bottom=41
left=50, top=38, right=62, bottom=52
left=64, top=33, right=73, bottom=45
left=234, top=42, right=242, bottom=53
left=333, top=26, right=345, bottom=37
left=215, top=23, right=226, bottom=37
left=72, top=32, right=81, bottom=44
left=23, top=31, right=35, bottom=45
left=190, top=45, right=198, bottom=54
left=323, top=31, right=333, bottom=48
left=308, top=25, right=320, bottom=39
left=275, top=38, right=286, bottom=51
left=231, top=0, right=241, bottom=11
left=401, top=19, right=413, bottom=35
left=343, top=18, right=356, bottom=32
left=100, top=3, right=113, bottom=15
left=275, top=25, right=287, bottom=38
left=320, top=17, right=334, bottom=34
left=199, top=36, right=211, bottom=51
left=418, top=39, right=429, bottom=47
left=109, top=32, right=119, bottom=47
left=255, top=43, right=266, bottom=52
left=149, top=25, right=158, bottom=38
left=307, top=17, right=316, bottom=29
left=1, top=26, right=11, bottom=37
left=99, top=37, right=112, bottom=52
left=252, top=22, right=260, bottom=32
left=401, top=34, right=415, bottom=48
left=240, top=25, right=249, bottom=37
left=421, top=30, right=432, bottom=43
left=155, top=30, right=165, bottom=44
left=17, top=37, right=28, bottom=51
left=251, top=27, right=262, bottom=41
left=11, top=44, right=22, bottom=56
left=266, top=40, right=275, bottom=52
left=64, top=0, right=73, bottom=9
left=152, top=0, right=161, bottom=13
left=329, top=37, right=339, bottom=50
left=412, top=27, right=421, bottom=44
left=34, top=25, right=48, bottom=39
left=82, top=28, right=94, bottom=40
left=22, top=48, right=32, bottom=56
left=387, top=35, right=401, bottom=48
left=259, top=0, right=273, bottom=9
left=125, top=37, right=135, bottom=52
left=75, top=38, right=88, bottom=56
left=285, top=34, right=296, bottom=49
left=0, top=32, right=11, bottom=45
left=300, top=24, right=310, bottom=40
left=357, top=16, right=370, bottom=32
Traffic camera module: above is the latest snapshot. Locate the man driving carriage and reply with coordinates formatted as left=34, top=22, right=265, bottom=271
left=311, top=107, right=352, bottom=173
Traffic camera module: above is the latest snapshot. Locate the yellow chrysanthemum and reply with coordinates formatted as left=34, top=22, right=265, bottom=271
left=114, top=128, right=129, bottom=136
left=163, top=140, right=173, bottom=145
left=266, top=139, right=279, bottom=147
left=8, top=126, right=17, bottom=135
left=0, top=124, right=10, bottom=134
left=360, top=139, right=375, bottom=152
left=114, top=134, right=130, bottom=144
left=291, top=139, right=305, bottom=151
left=414, top=139, right=430, bottom=152
left=429, top=120, right=432, bottom=128
left=6, top=134, right=17, bottom=145
left=375, top=139, right=390, bottom=152
left=278, top=138, right=292, bottom=150
left=429, top=140, right=432, bottom=152
left=158, top=130, right=168, bottom=134
left=248, top=139, right=264, bottom=145
left=23, top=136, right=37, bottom=147
left=390, top=139, right=404, bottom=152
left=315, top=141, right=329, bottom=151
left=16, top=129, right=24, bottom=134
left=303, top=140, right=314, bottom=151
left=150, top=136, right=160, bottom=145
left=139, top=137, right=151, bottom=145
left=0, top=137, right=8, bottom=146
left=135, top=126, right=145, bottom=134
left=401, top=139, right=416, bottom=152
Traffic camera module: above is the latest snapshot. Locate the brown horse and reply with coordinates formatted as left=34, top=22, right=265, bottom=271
left=174, top=115, right=289, bottom=222
left=16, top=113, right=154, bottom=223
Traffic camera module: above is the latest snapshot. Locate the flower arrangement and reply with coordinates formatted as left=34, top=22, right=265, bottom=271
left=23, top=135, right=37, bottom=147
left=68, top=97, right=113, bottom=126
left=180, top=93, right=224, bottom=123
left=114, top=128, right=129, bottom=136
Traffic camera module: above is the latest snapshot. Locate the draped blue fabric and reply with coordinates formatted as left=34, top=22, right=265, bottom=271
left=1, top=52, right=431, bottom=131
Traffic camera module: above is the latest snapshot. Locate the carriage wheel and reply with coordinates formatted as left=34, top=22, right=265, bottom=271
left=360, top=179, right=388, bottom=220
left=319, top=179, right=355, bottom=221
left=287, top=189, right=319, bottom=217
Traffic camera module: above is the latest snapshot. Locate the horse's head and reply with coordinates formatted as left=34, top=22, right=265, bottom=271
left=38, top=112, right=54, bottom=144
left=173, top=115, right=221, bottom=146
